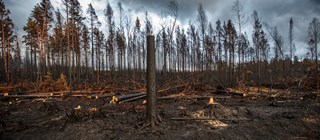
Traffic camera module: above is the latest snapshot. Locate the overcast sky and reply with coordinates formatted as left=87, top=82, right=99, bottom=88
left=4, top=0, right=320, bottom=58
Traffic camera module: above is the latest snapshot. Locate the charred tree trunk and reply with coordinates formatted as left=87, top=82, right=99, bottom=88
left=146, top=35, right=157, bottom=128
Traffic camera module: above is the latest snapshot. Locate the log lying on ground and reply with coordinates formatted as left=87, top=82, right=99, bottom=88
left=115, top=92, right=146, bottom=101
left=216, top=89, right=244, bottom=96
left=2, top=90, right=105, bottom=96
left=0, top=90, right=117, bottom=101
left=119, top=94, right=147, bottom=104
left=158, top=94, right=231, bottom=100
left=5, top=94, right=63, bottom=98
left=0, top=91, right=131, bottom=101
left=171, top=117, right=218, bottom=121
left=1, top=94, right=90, bottom=100
left=171, top=117, right=250, bottom=121
left=110, top=92, right=146, bottom=104
left=111, top=92, right=231, bottom=104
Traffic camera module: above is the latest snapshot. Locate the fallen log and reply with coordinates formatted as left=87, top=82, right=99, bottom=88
left=1, top=91, right=116, bottom=100
left=5, top=95, right=62, bottom=98
left=110, top=92, right=146, bottom=104
left=216, top=89, right=244, bottom=96
left=111, top=93, right=231, bottom=104
left=2, top=94, right=90, bottom=99
left=171, top=117, right=250, bottom=121
left=116, top=92, right=146, bottom=101
left=0, top=94, right=62, bottom=101
left=158, top=94, right=231, bottom=100
left=3, top=90, right=104, bottom=96
left=171, top=117, right=221, bottom=121
left=119, top=94, right=147, bottom=104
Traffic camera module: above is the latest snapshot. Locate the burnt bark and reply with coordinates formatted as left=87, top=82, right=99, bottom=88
left=146, top=35, right=157, bottom=127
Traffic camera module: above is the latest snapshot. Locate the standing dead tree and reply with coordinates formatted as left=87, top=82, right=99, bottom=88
left=87, top=3, right=100, bottom=76
left=146, top=35, right=158, bottom=128
left=232, top=0, right=248, bottom=76
left=308, top=18, right=320, bottom=71
left=197, top=3, right=207, bottom=71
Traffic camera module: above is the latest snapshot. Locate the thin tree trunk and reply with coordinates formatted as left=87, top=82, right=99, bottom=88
left=315, top=39, right=318, bottom=71
left=2, top=22, right=8, bottom=83
left=71, top=18, right=75, bottom=88
left=7, top=38, right=11, bottom=83
left=66, top=0, right=71, bottom=90
left=91, top=21, right=94, bottom=72
left=85, top=42, right=88, bottom=80
left=146, top=35, right=157, bottom=128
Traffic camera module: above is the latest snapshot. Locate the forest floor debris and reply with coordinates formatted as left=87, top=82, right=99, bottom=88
left=0, top=88, right=319, bottom=139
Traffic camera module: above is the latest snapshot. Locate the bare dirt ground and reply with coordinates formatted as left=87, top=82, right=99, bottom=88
left=0, top=91, right=319, bottom=140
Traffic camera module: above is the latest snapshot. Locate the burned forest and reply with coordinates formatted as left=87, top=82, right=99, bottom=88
left=0, top=0, right=319, bottom=139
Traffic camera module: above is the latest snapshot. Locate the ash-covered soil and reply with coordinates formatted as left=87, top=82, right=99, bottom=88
left=0, top=92, right=319, bottom=140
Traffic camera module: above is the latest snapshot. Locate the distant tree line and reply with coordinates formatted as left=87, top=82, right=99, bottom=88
left=0, top=0, right=319, bottom=89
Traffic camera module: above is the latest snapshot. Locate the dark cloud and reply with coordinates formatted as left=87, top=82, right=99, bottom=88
left=3, top=0, right=319, bottom=57
left=245, top=0, right=319, bottom=54
left=4, top=0, right=39, bottom=34
left=310, top=0, right=320, bottom=6
left=118, top=0, right=224, bottom=25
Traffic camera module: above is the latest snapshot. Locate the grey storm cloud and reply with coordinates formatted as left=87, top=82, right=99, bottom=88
left=119, top=0, right=226, bottom=24
left=3, top=0, right=320, bottom=57
left=118, top=0, right=319, bottom=57
left=118, top=0, right=319, bottom=27
left=4, top=0, right=39, bottom=33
